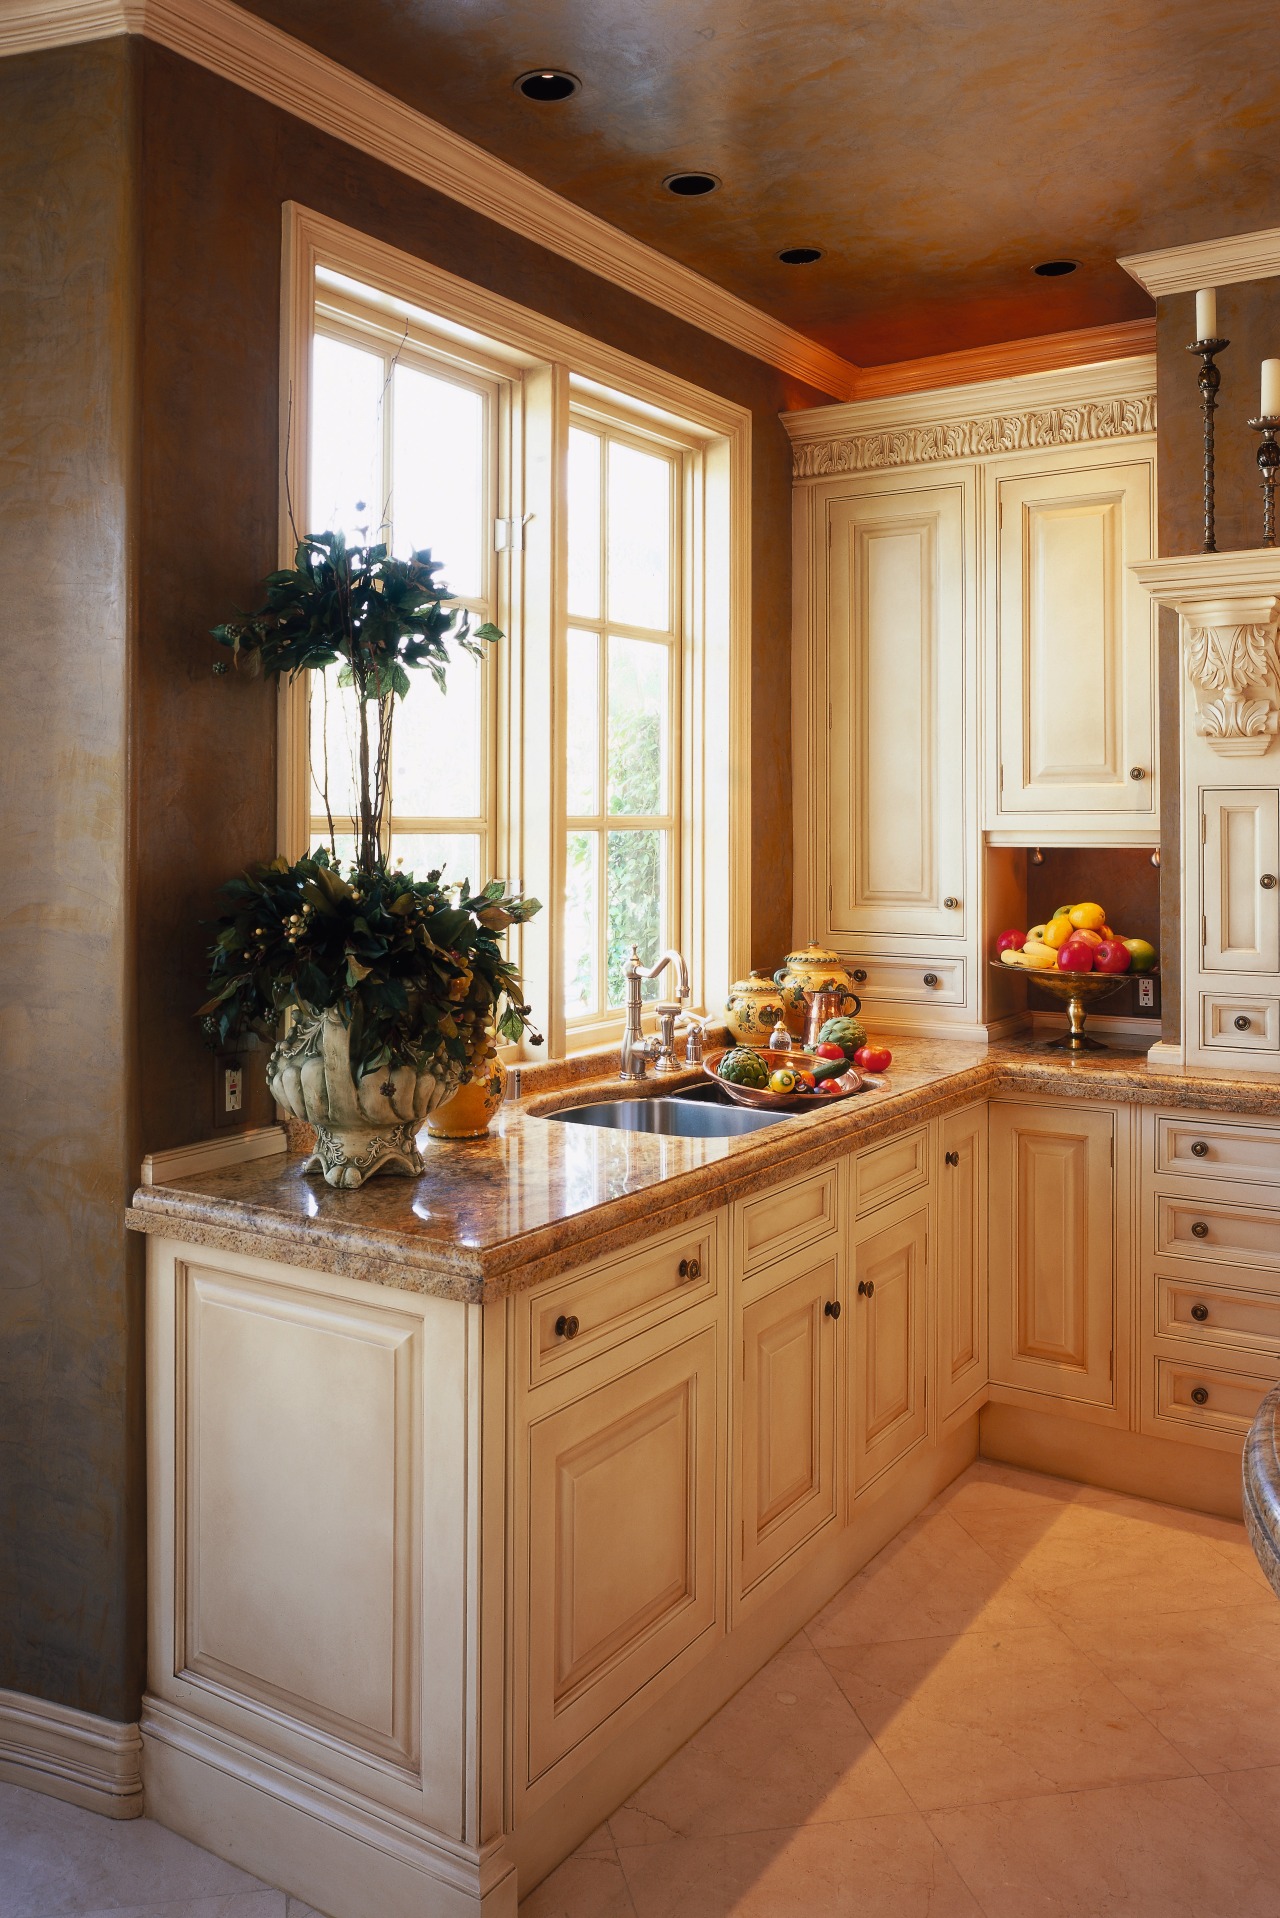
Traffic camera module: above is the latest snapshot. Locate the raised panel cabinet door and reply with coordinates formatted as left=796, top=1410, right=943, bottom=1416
left=989, top=1102, right=1116, bottom=1407
left=738, top=1256, right=840, bottom=1596
left=937, top=1104, right=988, bottom=1421
left=851, top=1208, right=928, bottom=1493
left=1201, top=787, right=1280, bottom=974
left=525, top=1327, right=719, bottom=1782
left=996, top=457, right=1155, bottom=820
left=826, top=480, right=968, bottom=940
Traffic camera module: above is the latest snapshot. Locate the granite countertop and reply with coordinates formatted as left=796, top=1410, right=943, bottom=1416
left=126, top=1038, right=1280, bottom=1303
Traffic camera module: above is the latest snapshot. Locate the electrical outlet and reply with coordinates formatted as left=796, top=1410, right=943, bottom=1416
left=214, top=1050, right=245, bottom=1127
left=1137, top=977, right=1155, bottom=1009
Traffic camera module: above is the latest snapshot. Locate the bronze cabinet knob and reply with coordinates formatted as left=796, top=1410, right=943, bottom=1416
left=1129, top=766, right=1146, bottom=780
left=1191, top=1302, right=1210, bottom=1322
left=944, top=1150, right=960, bottom=1166
left=923, top=972, right=939, bottom=987
left=824, top=1299, right=841, bottom=1319
left=853, top=968, right=868, bottom=983
left=857, top=1278, right=875, bottom=1298
left=1191, top=1385, right=1210, bottom=1405
left=1191, top=1220, right=1210, bottom=1239
left=1235, top=1014, right=1252, bottom=1031
left=554, top=1314, right=580, bottom=1339
left=1261, top=873, right=1277, bottom=889
left=1190, top=1139, right=1210, bottom=1157
left=678, top=1257, right=701, bottom=1280
left=943, top=896, right=960, bottom=909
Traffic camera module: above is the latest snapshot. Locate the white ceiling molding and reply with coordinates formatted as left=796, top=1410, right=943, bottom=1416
left=1120, top=228, right=1280, bottom=297
left=0, top=0, right=861, bottom=402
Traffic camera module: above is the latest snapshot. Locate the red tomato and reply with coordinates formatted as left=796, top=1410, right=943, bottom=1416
left=854, top=1044, right=892, bottom=1073
left=1057, top=940, right=1095, bottom=973
left=1093, top=938, right=1132, bottom=974
left=995, top=928, right=1025, bottom=955
left=814, top=1042, right=846, bottom=1060
left=818, top=1079, right=844, bottom=1095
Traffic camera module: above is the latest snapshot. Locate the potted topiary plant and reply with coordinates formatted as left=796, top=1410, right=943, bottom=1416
left=201, top=531, right=541, bottom=1187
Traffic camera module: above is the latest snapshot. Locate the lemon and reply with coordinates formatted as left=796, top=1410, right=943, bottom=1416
left=1069, top=901, right=1106, bottom=931
left=1043, top=915, right=1075, bottom=949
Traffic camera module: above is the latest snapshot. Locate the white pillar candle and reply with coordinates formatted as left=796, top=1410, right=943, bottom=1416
left=1196, top=288, right=1217, bottom=339
left=1263, top=359, right=1280, bottom=418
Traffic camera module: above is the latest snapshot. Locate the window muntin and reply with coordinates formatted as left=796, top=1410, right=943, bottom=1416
left=305, top=323, right=498, bottom=890
left=563, top=419, right=681, bottom=1020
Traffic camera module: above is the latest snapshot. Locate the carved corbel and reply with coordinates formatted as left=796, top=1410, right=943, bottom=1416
left=1185, top=621, right=1280, bottom=755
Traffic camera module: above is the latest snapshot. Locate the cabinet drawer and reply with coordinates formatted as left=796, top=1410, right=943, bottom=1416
left=849, top=955, right=966, bottom=1007
left=527, top=1217, right=718, bottom=1388
left=1200, top=993, right=1280, bottom=1053
left=1156, top=1272, right=1280, bottom=1353
left=1156, top=1194, right=1280, bottom=1273
left=736, top=1166, right=839, bottom=1277
left=1154, top=1354, right=1277, bottom=1441
left=853, top=1125, right=930, bottom=1218
left=1154, top=1112, right=1280, bottom=1188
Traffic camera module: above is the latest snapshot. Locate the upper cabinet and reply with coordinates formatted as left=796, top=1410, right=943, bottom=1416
left=826, top=476, right=972, bottom=944
left=991, top=448, right=1157, bottom=839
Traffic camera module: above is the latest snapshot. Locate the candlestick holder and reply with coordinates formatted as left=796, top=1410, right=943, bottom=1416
left=1188, top=336, right=1229, bottom=552
left=1248, top=415, right=1280, bottom=548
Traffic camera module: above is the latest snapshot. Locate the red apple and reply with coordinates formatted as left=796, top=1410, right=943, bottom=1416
left=1093, top=938, right=1132, bottom=973
left=1056, top=940, right=1095, bottom=973
left=995, top=928, right=1025, bottom=955
left=854, top=1044, right=892, bottom=1073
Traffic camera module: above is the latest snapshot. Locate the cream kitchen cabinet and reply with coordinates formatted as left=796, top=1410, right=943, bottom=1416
left=988, top=1098, right=1123, bottom=1420
left=850, top=1199, right=930, bottom=1492
left=990, top=446, right=1157, bottom=840
left=936, top=1103, right=988, bottom=1426
left=786, top=356, right=1158, bottom=1040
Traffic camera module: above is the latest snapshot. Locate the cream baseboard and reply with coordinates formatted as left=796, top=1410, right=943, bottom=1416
left=0, top=1688, right=143, bottom=1817
left=140, top=1124, right=288, bottom=1186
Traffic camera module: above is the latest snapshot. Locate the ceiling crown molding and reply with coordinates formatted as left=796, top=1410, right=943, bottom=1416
left=1119, top=227, right=1280, bottom=297
left=0, top=0, right=860, bottom=401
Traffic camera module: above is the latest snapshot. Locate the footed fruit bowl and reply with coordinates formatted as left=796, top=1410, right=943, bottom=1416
left=703, top=1047, right=866, bottom=1111
left=991, top=962, right=1149, bottom=1051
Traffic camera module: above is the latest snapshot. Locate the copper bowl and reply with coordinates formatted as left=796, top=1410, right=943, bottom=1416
left=702, top=1047, right=866, bottom=1111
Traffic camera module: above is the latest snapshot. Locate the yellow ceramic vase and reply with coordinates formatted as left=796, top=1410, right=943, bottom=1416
left=724, top=971, right=791, bottom=1045
left=426, top=1057, right=507, bottom=1140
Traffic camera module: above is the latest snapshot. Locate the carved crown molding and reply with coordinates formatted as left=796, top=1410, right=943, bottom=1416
left=791, top=392, right=1156, bottom=478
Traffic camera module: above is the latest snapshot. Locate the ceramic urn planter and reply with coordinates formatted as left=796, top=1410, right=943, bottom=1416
left=267, top=1005, right=465, bottom=1188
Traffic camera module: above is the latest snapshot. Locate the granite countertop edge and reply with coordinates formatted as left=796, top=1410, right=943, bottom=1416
left=126, top=1043, right=1280, bottom=1304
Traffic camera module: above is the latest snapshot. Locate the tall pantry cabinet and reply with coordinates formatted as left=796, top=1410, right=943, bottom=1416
left=787, top=359, right=1158, bottom=1040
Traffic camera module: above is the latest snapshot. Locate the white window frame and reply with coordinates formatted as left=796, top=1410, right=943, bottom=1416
left=280, top=202, right=751, bottom=1059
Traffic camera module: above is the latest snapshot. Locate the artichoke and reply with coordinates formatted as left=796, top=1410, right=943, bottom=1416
left=817, top=1014, right=868, bottom=1057
left=717, top=1046, right=770, bottom=1088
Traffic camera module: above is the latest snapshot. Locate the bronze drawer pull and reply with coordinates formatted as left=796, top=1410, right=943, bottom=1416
left=1235, top=1015, right=1252, bottom=1031
left=1190, top=1139, right=1210, bottom=1157
left=1129, top=767, right=1146, bottom=780
left=1261, top=873, right=1277, bottom=889
left=923, top=972, right=939, bottom=988
left=1191, top=1302, right=1210, bottom=1321
left=824, top=1299, right=841, bottom=1319
left=678, top=1257, right=701, bottom=1280
left=1191, top=1220, right=1210, bottom=1239
left=554, top=1314, right=580, bottom=1340
left=1191, top=1385, right=1210, bottom=1405
left=857, top=1279, right=875, bottom=1298
left=943, top=896, right=960, bottom=909
left=944, top=1150, right=960, bottom=1167
left=853, top=968, right=868, bottom=983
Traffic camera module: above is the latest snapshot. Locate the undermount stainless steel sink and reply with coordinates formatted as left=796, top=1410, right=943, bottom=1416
left=543, top=1084, right=790, bottom=1136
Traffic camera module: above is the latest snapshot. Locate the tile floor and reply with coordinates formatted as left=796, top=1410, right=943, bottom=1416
left=4, top=1463, right=1278, bottom=1918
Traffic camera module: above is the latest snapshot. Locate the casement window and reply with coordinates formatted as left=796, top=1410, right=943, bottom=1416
left=281, top=205, right=750, bottom=1058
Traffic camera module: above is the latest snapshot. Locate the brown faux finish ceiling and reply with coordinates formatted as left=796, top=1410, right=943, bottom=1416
left=235, top=0, right=1278, bottom=366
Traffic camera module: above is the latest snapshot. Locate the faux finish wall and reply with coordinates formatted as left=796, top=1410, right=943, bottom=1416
left=135, top=40, right=832, bottom=1153
left=1154, top=280, right=1280, bottom=1041
left=0, top=41, right=145, bottom=1720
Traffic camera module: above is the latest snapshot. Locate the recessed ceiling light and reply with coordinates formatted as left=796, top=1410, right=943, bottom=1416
left=1033, top=259, right=1079, bottom=277
left=662, top=171, right=721, bottom=197
left=515, top=69, right=580, bottom=102
left=778, top=246, right=823, bottom=265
